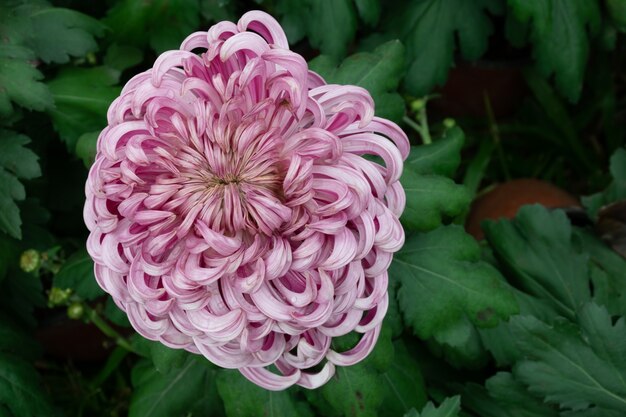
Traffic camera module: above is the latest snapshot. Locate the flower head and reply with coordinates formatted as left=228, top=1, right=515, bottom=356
left=85, top=11, right=409, bottom=390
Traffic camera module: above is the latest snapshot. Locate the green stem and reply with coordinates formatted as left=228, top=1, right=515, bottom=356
left=402, top=115, right=431, bottom=145
left=85, top=306, right=137, bottom=354
left=417, top=107, right=432, bottom=145
left=483, top=92, right=510, bottom=180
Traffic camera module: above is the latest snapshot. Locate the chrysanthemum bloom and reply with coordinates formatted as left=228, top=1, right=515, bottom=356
left=85, top=11, right=408, bottom=390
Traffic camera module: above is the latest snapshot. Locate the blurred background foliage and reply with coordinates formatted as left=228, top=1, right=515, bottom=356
left=0, top=0, right=625, bottom=416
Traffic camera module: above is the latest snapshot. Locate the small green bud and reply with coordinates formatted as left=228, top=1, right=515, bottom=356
left=443, top=118, right=456, bottom=128
left=67, top=303, right=84, bottom=320
left=410, top=99, right=425, bottom=112
left=48, top=287, right=72, bottom=306
left=20, top=249, right=40, bottom=273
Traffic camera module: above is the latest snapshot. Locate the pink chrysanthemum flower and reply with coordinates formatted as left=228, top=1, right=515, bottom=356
left=84, top=11, right=408, bottom=390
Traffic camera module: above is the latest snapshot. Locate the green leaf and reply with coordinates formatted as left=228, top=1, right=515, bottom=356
left=103, top=0, right=201, bottom=54
left=0, top=314, right=40, bottom=360
left=582, top=148, right=626, bottom=218
left=129, top=356, right=223, bottom=417
left=103, top=44, right=143, bottom=72
left=0, top=130, right=41, bottom=239
left=75, top=131, right=99, bottom=168
left=428, top=315, right=489, bottom=369
left=404, top=126, right=464, bottom=177
left=404, top=396, right=461, bottom=417
left=355, top=0, right=381, bottom=26
left=1, top=0, right=103, bottom=64
left=104, top=297, right=131, bottom=327
left=309, top=40, right=406, bottom=122
left=0, top=352, right=57, bottom=417
left=0, top=45, right=52, bottom=116
left=461, top=372, right=559, bottom=417
left=483, top=205, right=591, bottom=320
left=383, top=0, right=501, bottom=95
left=52, top=249, right=103, bottom=301
left=308, top=326, right=394, bottom=417
left=573, top=229, right=626, bottom=316
left=379, top=341, right=428, bottom=416
left=393, top=225, right=518, bottom=340
left=0, top=1, right=102, bottom=115
left=485, top=372, right=559, bottom=417
left=607, top=0, right=626, bottom=31
left=510, top=313, right=626, bottom=412
left=401, top=127, right=471, bottom=231
left=47, top=66, right=121, bottom=151
left=217, top=370, right=310, bottom=417
left=307, top=0, right=357, bottom=58
left=132, top=337, right=188, bottom=375
left=27, top=6, right=104, bottom=64
left=507, top=0, right=601, bottom=101
left=200, top=0, right=237, bottom=23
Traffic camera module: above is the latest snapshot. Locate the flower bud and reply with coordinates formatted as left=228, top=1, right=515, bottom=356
left=443, top=118, right=456, bottom=128
left=48, top=287, right=71, bottom=306
left=67, top=303, right=84, bottom=320
left=20, top=249, right=40, bottom=273
left=410, top=99, right=425, bottom=112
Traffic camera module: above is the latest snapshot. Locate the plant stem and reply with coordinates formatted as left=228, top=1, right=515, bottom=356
left=483, top=92, right=510, bottom=180
left=85, top=305, right=137, bottom=354
left=402, top=115, right=431, bottom=145
left=417, top=106, right=432, bottom=145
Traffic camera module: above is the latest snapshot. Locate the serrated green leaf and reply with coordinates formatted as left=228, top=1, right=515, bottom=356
left=103, top=0, right=201, bottom=54
left=379, top=341, right=428, bottom=417
left=401, top=170, right=471, bottom=232
left=385, top=277, right=404, bottom=338
left=1, top=0, right=103, bottom=64
left=52, top=249, right=103, bottom=301
left=582, top=148, right=626, bottom=218
left=0, top=352, right=57, bottom=417
left=405, top=126, right=464, bottom=177
left=0, top=45, right=52, bottom=116
left=75, top=131, right=99, bottom=168
left=572, top=229, right=626, bottom=317
left=404, top=396, right=461, bottom=417
left=132, top=337, right=188, bottom=375
left=507, top=0, right=601, bottom=101
left=0, top=130, right=41, bottom=239
left=217, top=370, right=309, bottom=417
left=309, top=40, right=406, bottom=122
left=428, top=315, right=489, bottom=369
left=28, top=7, right=104, bottom=64
left=484, top=372, right=559, bottom=417
left=307, top=0, right=357, bottom=58
left=129, top=356, right=223, bottom=417
left=479, top=287, right=558, bottom=366
left=47, top=66, right=121, bottom=150
left=401, top=127, right=471, bottom=231
left=103, top=44, right=143, bottom=72
left=393, top=225, right=518, bottom=340
left=313, top=327, right=394, bottom=417
left=321, top=364, right=383, bottom=417
left=510, top=313, right=626, bottom=412
left=383, top=0, right=501, bottom=95
left=483, top=205, right=591, bottom=320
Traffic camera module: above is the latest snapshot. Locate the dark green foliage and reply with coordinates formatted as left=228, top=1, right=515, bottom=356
left=0, top=1, right=624, bottom=416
